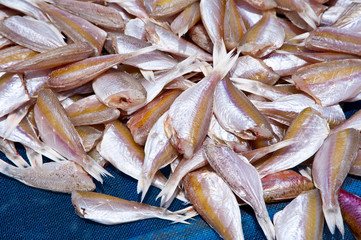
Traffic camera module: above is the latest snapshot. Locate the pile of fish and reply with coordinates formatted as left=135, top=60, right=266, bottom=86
left=1, top=0, right=361, bottom=239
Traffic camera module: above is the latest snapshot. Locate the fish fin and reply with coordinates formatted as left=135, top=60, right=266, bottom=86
left=256, top=214, right=276, bottom=240
left=323, top=206, right=344, bottom=236
left=159, top=208, right=195, bottom=224
left=298, top=167, right=312, bottom=181
left=175, top=206, right=198, bottom=218
left=25, top=146, right=43, bottom=169
left=82, top=156, right=112, bottom=184
left=298, top=3, right=318, bottom=29
left=212, top=40, right=240, bottom=79
left=140, top=69, right=155, bottom=82
left=2, top=104, right=30, bottom=140
left=137, top=175, right=152, bottom=202
left=157, top=178, right=180, bottom=207
left=37, top=145, right=66, bottom=162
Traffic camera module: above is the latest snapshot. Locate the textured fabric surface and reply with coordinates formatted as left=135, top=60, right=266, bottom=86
left=1, top=101, right=361, bottom=239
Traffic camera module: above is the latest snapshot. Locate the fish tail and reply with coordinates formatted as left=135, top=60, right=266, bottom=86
left=298, top=3, right=318, bottom=29
left=137, top=175, right=152, bottom=202
left=159, top=208, right=196, bottom=224
left=256, top=214, right=276, bottom=240
left=157, top=180, right=179, bottom=207
left=212, top=40, right=239, bottom=79
left=82, top=156, right=112, bottom=184
left=323, top=206, right=344, bottom=236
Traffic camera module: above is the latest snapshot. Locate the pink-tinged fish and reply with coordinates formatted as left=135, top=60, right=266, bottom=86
left=0, top=16, right=65, bottom=52
left=38, top=2, right=106, bottom=56
left=208, top=115, right=251, bottom=153
left=0, top=73, right=30, bottom=118
left=252, top=94, right=345, bottom=127
left=204, top=143, right=275, bottom=240
left=34, top=88, right=109, bottom=182
left=200, top=0, right=225, bottom=46
left=230, top=55, right=279, bottom=85
left=145, top=21, right=213, bottom=61
left=170, top=2, right=200, bottom=37
left=277, top=44, right=359, bottom=63
left=164, top=46, right=238, bottom=159
left=88, top=147, right=108, bottom=168
left=150, top=0, right=198, bottom=18
left=339, top=189, right=361, bottom=239
left=65, top=95, right=120, bottom=126
left=332, top=3, right=361, bottom=31
left=312, top=128, right=360, bottom=235
left=4, top=42, right=94, bottom=72
left=51, top=0, right=125, bottom=31
left=273, top=189, right=324, bottom=240
left=92, top=69, right=147, bottom=110
left=98, top=120, right=188, bottom=203
left=107, top=0, right=149, bottom=19
left=305, top=27, right=361, bottom=57
left=275, top=0, right=321, bottom=29
left=261, top=170, right=314, bottom=203
left=47, top=46, right=154, bottom=92
left=0, top=0, right=48, bottom=21
left=109, top=33, right=178, bottom=71
left=76, top=126, right=102, bottom=152
left=157, top=145, right=209, bottom=207
left=214, top=77, right=273, bottom=140
left=0, top=46, right=37, bottom=69
left=189, top=23, right=214, bottom=53
left=0, top=159, right=95, bottom=193
left=183, top=169, right=245, bottom=240
left=244, top=0, right=276, bottom=10
left=127, top=89, right=182, bottom=146
left=138, top=112, right=179, bottom=201
left=71, top=191, right=193, bottom=225
left=255, top=108, right=330, bottom=178
left=240, top=10, right=285, bottom=58
left=234, top=0, right=262, bottom=30
left=293, top=59, right=361, bottom=107
left=224, top=0, right=247, bottom=50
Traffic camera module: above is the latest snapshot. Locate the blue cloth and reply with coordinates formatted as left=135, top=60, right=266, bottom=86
left=1, top=101, right=361, bottom=239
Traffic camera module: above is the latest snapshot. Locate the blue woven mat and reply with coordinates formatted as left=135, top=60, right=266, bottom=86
left=1, top=101, right=361, bottom=239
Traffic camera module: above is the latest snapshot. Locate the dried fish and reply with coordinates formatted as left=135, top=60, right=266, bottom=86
left=0, top=159, right=95, bottom=193
left=339, top=189, right=361, bottom=239
left=213, top=77, right=273, bottom=140
left=0, top=16, right=65, bottom=52
left=34, top=88, right=109, bottom=182
left=204, top=143, right=275, bottom=240
left=273, top=189, right=324, bottom=240
left=183, top=170, right=245, bottom=240
left=72, top=191, right=193, bottom=225
left=312, top=128, right=360, bottom=235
